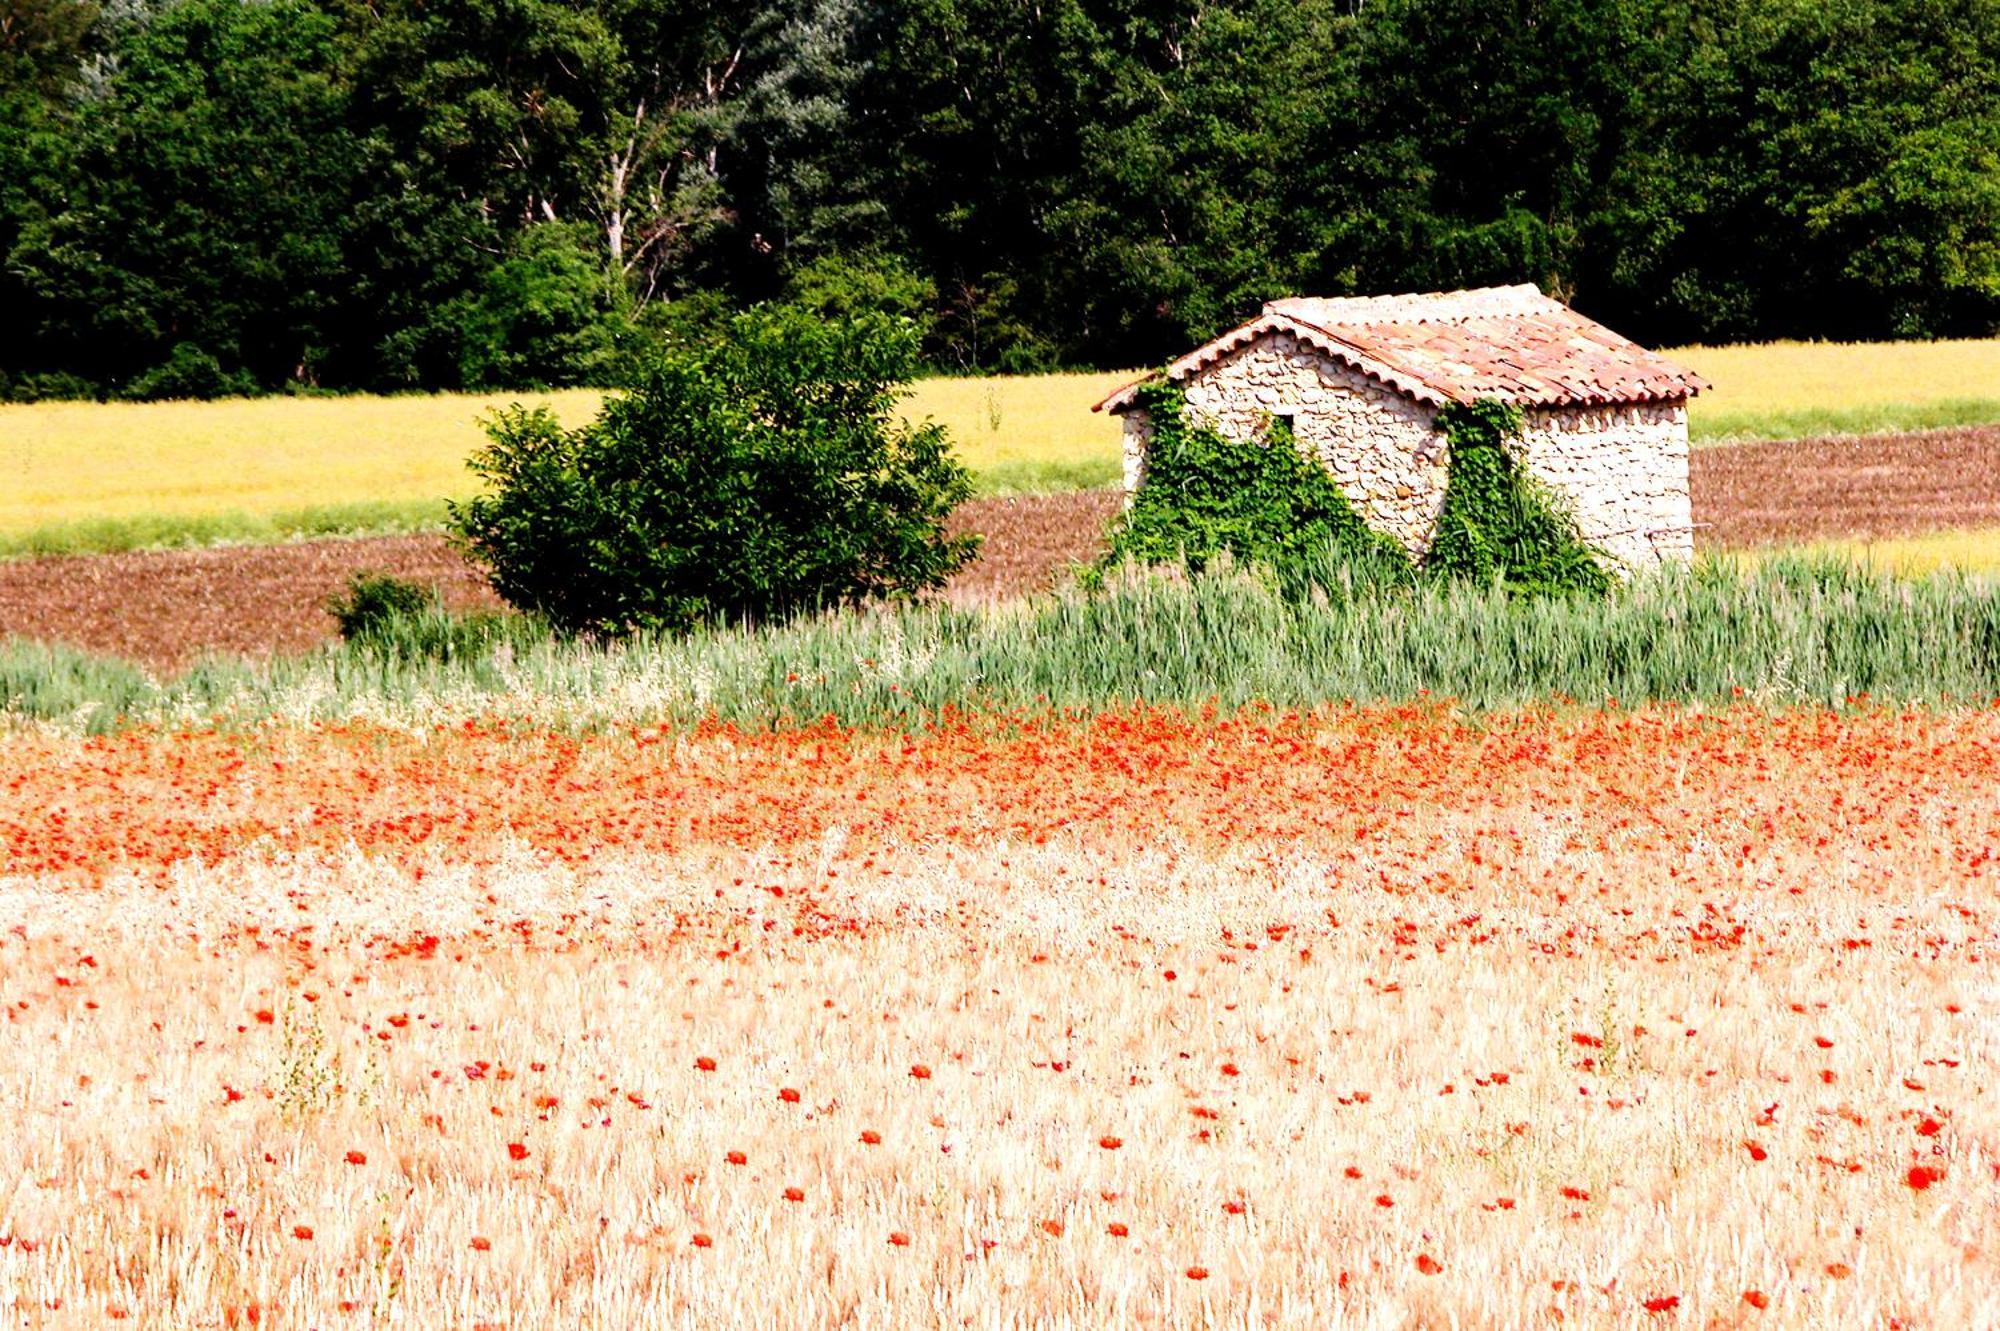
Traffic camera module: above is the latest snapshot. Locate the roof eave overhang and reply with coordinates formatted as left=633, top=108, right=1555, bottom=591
left=1091, top=315, right=1711, bottom=414
left=1092, top=313, right=1454, bottom=415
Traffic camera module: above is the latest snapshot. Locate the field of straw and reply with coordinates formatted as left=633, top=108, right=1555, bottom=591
left=4, top=340, right=2000, bottom=552
left=3, top=705, right=1996, bottom=1327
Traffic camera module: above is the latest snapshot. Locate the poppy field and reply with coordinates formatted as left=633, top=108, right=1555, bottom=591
left=2, top=704, right=1997, bottom=1327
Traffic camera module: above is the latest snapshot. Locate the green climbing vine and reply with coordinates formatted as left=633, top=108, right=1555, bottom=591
left=1103, top=385, right=1610, bottom=599
left=1101, top=380, right=1412, bottom=584
left=1424, top=400, right=1611, bottom=597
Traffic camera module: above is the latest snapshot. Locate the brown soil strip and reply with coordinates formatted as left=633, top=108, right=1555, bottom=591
left=3, top=427, right=1995, bottom=673
left=0, top=534, right=504, bottom=671
left=1692, top=425, right=2000, bottom=546
left=0, top=493, right=1122, bottom=674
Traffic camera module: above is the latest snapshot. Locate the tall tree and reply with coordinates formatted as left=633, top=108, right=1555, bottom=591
left=8, top=0, right=360, bottom=392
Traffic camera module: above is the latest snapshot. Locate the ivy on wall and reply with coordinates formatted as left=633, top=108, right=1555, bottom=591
left=1102, top=381, right=1412, bottom=583
left=1107, top=386, right=1609, bottom=598
left=1425, top=401, right=1610, bottom=597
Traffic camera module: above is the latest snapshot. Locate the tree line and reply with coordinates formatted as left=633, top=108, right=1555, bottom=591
left=3, top=0, right=1997, bottom=399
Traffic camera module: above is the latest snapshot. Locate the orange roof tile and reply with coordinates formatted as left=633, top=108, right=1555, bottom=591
left=1094, top=285, right=1708, bottom=414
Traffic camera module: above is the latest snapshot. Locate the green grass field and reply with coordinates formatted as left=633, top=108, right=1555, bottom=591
left=2, top=339, right=1997, bottom=559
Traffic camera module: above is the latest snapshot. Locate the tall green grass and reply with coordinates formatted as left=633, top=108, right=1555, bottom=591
left=4, top=557, right=1997, bottom=732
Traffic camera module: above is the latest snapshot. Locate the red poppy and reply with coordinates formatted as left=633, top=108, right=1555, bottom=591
left=783, top=1187, right=805, bottom=1202
left=1098, top=1135, right=1122, bottom=1150
left=1643, top=1296, right=1679, bottom=1313
left=506, top=1143, right=529, bottom=1162
left=1185, top=1266, right=1209, bottom=1280
left=1415, top=1254, right=1442, bottom=1275
left=1743, top=1290, right=1769, bottom=1310
left=691, top=1233, right=713, bottom=1249
left=1907, top=1165, right=1942, bottom=1191
left=292, top=1225, right=313, bottom=1241
left=888, top=1232, right=911, bottom=1247
left=1374, top=1194, right=1393, bottom=1208
left=860, top=1130, right=882, bottom=1145
left=1222, top=1201, right=1245, bottom=1215
left=1220, top=1062, right=1241, bottom=1077
left=344, top=1151, right=366, bottom=1166
left=779, top=1087, right=801, bottom=1104
left=1040, top=1219, right=1063, bottom=1238
left=1825, top=1262, right=1852, bottom=1279
left=470, top=1237, right=491, bottom=1252
left=695, top=1056, right=717, bottom=1072
left=909, top=1064, right=932, bottom=1080
left=1107, top=1222, right=1128, bottom=1237
left=726, top=1151, right=747, bottom=1166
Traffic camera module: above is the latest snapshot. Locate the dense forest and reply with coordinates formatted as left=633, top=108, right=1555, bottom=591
left=2, top=0, right=1998, bottom=398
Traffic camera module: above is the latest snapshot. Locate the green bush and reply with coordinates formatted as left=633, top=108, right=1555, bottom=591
left=121, top=343, right=259, bottom=401
left=449, top=307, right=980, bottom=636
left=1102, top=381, right=1412, bottom=585
left=325, top=572, right=524, bottom=664
left=327, top=573, right=433, bottom=641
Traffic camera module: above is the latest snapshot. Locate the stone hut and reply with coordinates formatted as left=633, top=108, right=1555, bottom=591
left=1094, top=285, right=1709, bottom=569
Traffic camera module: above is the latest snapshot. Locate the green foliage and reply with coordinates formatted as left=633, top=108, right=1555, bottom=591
left=5, top=0, right=2000, bottom=391
left=326, top=572, right=531, bottom=663
left=6, top=0, right=359, bottom=392
left=1103, top=382, right=1411, bottom=583
left=122, top=343, right=261, bottom=402
left=449, top=308, right=980, bottom=635
left=780, top=252, right=937, bottom=328
left=1425, top=400, right=1611, bottom=597
left=452, top=223, right=636, bottom=389
left=328, top=574, right=433, bottom=642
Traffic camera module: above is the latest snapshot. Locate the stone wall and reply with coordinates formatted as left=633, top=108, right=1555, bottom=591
left=1119, top=330, right=1694, bottom=570
left=1516, top=403, right=1694, bottom=567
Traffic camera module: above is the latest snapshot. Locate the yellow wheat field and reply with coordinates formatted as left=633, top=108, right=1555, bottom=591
left=1670, top=339, right=2000, bottom=415
left=1, top=341, right=1996, bottom=542
left=1788, top=527, right=2000, bottom=578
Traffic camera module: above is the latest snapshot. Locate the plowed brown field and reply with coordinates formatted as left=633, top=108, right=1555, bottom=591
left=2, top=427, right=1994, bottom=673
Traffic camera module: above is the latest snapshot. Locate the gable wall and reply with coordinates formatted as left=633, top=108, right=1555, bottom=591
left=1123, top=332, right=1448, bottom=552
left=1121, top=331, right=1695, bottom=569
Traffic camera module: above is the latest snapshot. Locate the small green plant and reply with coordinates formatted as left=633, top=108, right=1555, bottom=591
left=367, top=1194, right=406, bottom=1317
left=326, top=571, right=525, bottom=664
left=1424, top=401, right=1611, bottom=597
left=328, top=573, right=432, bottom=642
left=1101, top=381, right=1411, bottom=584
left=273, top=996, right=337, bottom=1119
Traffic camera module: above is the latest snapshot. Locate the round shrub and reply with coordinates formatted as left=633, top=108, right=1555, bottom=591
left=449, top=309, right=979, bottom=635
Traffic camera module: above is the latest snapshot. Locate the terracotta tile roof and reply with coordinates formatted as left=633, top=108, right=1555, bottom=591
left=1094, top=285, right=1708, bottom=414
